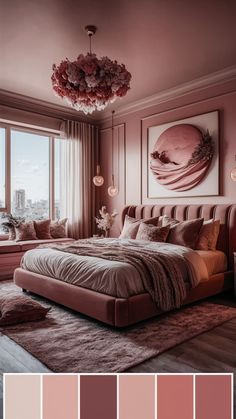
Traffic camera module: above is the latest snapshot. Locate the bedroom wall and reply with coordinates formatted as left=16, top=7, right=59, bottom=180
left=99, top=79, right=236, bottom=236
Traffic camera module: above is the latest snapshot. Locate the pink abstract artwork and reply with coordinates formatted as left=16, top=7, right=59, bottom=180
left=150, top=124, right=213, bottom=192
left=147, top=111, right=219, bottom=198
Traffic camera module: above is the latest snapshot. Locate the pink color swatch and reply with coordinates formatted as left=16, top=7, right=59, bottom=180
left=43, top=375, right=78, bottom=419
left=5, top=375, right=41, bottom=419
left=196, top=375, right=232, bottom=419
left=119, top=375, right=155, bottom=419
left=80, top=375, right=117, bottom=419
left=157, top=375, right=193, bottom=419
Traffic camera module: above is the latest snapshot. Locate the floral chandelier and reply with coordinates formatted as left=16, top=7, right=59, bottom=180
left=51, top=25, right=132, bottom=114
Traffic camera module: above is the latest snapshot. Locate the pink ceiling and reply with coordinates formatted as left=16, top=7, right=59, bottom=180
left=1, top=0, right=236, bottom=116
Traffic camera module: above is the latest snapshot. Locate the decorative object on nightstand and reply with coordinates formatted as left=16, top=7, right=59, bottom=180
left=95, top=206, right=117, bottom=238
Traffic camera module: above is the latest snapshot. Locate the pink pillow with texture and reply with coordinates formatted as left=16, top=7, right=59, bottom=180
left=0, top=295, right=50, bottom=326
left=196, top=219, right=220, bottom=251
left=136, top=223, right=170, bottom=242
left=34, top=219, right=52, bottom=239
left=158, top=215, right=179, bottom=227
left=15, top=221, right=37, bottom=242
left=167, top=218, right=204, bottom=249
left=119, top=215, right=159, bottom=239
left=50, top=218, right=68, bottom=238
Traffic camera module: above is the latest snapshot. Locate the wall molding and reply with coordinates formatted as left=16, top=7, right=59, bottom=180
left=1, top=65, right=236, bottom=125
left=0, top=89, right=97, bottom=124
left=101, top=64, right=236, bottom=122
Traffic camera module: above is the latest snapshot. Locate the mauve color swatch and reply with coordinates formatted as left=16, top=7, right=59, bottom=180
left=196, top=375, right=231, bottom=419
left=43, top=375, right=78, bottom=419
left=80, top=375, right=117, bottom=419
left=157, top=375, right=193, bottom=419
left=119, top=375, right=155, bottom=419
left=5, top=375, right=41, bottom=419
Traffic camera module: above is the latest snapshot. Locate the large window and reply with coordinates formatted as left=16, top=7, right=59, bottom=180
left=0, top=128, right=6, bottom=209
left=0, top=124, right=61, bottom=221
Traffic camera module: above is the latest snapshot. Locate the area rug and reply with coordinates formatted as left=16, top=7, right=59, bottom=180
left=1, top=281, right=236, bottom=373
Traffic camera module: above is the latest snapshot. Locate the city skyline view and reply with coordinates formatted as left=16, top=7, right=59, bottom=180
left=0, top=129, right=61, bottom=219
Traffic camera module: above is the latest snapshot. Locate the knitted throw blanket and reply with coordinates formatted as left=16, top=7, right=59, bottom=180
left=48, top=240, right=198, bottom=311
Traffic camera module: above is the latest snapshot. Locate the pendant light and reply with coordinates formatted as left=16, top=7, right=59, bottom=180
left=108, top=111, right=119, bottom=197
left=93, top=165, right=104, bottom=186
left=230, top=155, right=236, bottom=181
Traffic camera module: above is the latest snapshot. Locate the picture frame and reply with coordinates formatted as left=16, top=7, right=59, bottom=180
left=147, top=110, right=219, bottom=199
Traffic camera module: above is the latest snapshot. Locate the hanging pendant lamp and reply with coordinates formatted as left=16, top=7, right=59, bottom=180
left=51, top=25, right=131, bottom=114
left=93, top=164, right=104, bottom=186
left=108, top=111, right=119, bottom=197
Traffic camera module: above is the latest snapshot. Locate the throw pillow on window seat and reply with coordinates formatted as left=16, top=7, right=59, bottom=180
left=50, top=218, right=68, bottom=238
left=34, top=219, right=52, bottom=239
left=15, top=221, right=38, bottom=241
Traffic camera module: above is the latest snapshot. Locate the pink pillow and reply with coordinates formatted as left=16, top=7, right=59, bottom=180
left=50, top=218, right=68, bottom=238
left=136, top=223, right=170, bottom=242
left=15, top=221, right=37, bottom=242
left=196, top=219, right=220, bottom=251
left=167, top=218, right=204, bottom=249
left=158, top=215, right=179, bottom=227
left=119, top=215, right=159, bottom=239
left=0, top=295, right=50, bottom=326
left=34, top=219, right=52, bottom=239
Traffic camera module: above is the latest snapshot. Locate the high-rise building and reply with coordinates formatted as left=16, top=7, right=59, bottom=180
left=14, top=189, right=26, bottom=210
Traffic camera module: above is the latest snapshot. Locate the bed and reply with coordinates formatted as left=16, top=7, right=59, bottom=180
left=14, top=204, right=236, bottom=327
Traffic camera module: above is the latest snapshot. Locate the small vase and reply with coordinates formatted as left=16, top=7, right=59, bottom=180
left=105, top=229, right=110, bottom=238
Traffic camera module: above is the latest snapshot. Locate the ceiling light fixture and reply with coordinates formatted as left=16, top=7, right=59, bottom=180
left=108, top=110, right=119, bottom=197
left=51, top=25, right=131, bottom=114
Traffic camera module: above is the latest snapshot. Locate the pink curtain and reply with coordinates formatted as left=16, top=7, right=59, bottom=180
left=60, top=120, right=98, bottom=239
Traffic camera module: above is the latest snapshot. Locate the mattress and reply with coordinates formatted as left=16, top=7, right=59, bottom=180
left=195, top=250, right=227, bottom=278
left=21, top=238, right=212, bottom=299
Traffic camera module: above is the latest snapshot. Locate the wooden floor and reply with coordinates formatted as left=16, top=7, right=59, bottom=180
left=0, top=292, right=235, bottom=418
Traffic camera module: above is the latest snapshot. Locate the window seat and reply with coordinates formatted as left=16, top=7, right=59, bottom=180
left=0, top=237, right=74, bottom=280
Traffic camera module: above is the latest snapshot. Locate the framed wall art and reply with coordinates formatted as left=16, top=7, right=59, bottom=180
left=147, top=110, right=219, bottom=198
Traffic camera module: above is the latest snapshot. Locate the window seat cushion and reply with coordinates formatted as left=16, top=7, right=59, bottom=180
left=0, top=238, right=74, bottom=254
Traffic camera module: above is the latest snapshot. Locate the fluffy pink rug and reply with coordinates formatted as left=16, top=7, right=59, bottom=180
left=1, top=281, right=236, bottom=373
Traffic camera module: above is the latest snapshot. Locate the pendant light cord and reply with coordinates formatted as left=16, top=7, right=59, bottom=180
left=89, top=34, right=92, bottom=54
left=111, top=110, right=115, bottom=186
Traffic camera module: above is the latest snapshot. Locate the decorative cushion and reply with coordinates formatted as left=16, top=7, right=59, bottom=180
left=119, top=215, right=159, bottom=239
left=167, top=218, right=204, bottom=249
left=136, top=223, right=170, bottom=242
left=158, top=215, right=179, bottom=227
left=0, top=295, right=50, bottom=326
left=34, top=219, right=52, bottom=239
left=50, top=218, right=68, bottom=239
left=15, top=221, right=37, bottom=242
left=196, top=219, right=220, bottom=251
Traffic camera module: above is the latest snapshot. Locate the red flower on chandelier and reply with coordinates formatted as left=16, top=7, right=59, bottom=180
left=51, top=34, right=132, bottom=115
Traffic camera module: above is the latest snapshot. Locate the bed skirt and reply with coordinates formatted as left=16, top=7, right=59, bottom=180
left=14, top=268, right=233, bottom=327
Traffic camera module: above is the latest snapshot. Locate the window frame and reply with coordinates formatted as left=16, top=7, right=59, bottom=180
left=0, top=122, right=59, bottom=219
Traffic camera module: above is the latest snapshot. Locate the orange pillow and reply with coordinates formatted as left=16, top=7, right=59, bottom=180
left=196, top=219, right=220, bottom=251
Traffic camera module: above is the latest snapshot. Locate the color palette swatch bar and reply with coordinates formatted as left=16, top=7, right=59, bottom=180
left=3, top=373, right=233, bottom=419
left=157, top=375, right=193, bottom=419
left=80, top=375, right=117, bottom=419
left=119, top=375, right=155, bottom=419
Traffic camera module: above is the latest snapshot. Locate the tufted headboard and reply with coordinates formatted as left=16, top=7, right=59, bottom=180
left=122, top=204, right=236, bottom=270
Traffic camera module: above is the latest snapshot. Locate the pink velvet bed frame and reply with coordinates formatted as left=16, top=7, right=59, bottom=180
left=14, top=204, right=236, bottom=327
